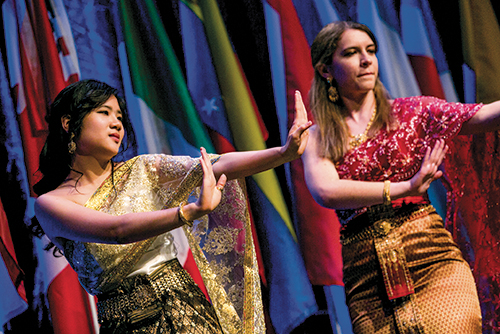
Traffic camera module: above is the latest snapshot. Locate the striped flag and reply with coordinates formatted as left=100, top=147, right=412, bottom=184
left=264, top=1, right=353, bottom=333
left=399, top=0, right=453, bottom=219
left=117, top=0, right=218, bottom=298
left=401, top=0, right=459, bottom=102
left=356, top=0, right=421, bottom=98
left=0, top=48, right=28, bottom=325
left=0, top=199, right=27, bottom=328
left=2, top=0, right=98, bottom=333
left=118, top=0, right=214, bottom=156
left=178, top=0, right=268, bottom=287
left=444, top=0, right=500, bottom=331
left=192, top=0, right=318, bottom=332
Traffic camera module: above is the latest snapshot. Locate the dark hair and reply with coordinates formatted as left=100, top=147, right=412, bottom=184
left=33, top=79, right=136, bottom=195
left=309, top=21, right=394, bottom=162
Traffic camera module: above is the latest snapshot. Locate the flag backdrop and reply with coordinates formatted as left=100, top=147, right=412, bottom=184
left=1, top=1, right=500, bottom=333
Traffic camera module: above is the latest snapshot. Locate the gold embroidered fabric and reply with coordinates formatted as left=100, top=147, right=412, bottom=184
left=60, top=154, right=265, bottom=333
left=98, top=258, right=224, bottom=334
left=342, top=208, right=482, bottom=333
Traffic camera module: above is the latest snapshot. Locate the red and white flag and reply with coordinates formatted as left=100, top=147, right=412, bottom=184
left=2, top=0, right=97, bottom=333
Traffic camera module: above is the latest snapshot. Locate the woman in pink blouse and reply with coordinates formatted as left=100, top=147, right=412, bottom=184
left=301, top=21, right=500, bottom=333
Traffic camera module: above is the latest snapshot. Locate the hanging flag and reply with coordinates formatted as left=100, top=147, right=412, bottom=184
left=2, top=0, right=98, bottom=333
left=444, top=0, right=500, bottom=331
left=264, top=1, right=354, bottom=333
left=357, top=0, right=421, bottom=98
left=117, top=0, right=219, bottom=299
left=0, top=199, right=27, bottom=328
left=0, top=48, right=28, bottom=326
left=177, top=1, right=267, bottom=288
left=399, top=0, right=454, bottom=219
left=118, top=0, right=214, bottom=156
left=191, top=0, right=318, bottom=332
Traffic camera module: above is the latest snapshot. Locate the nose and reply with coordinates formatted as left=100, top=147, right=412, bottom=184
left=110, top=115, right=122, bottom=130
left=360, top=52, right=372, bottom=67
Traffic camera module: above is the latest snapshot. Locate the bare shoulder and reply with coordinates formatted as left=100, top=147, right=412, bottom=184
left=35, top=190, right=72, bottom=218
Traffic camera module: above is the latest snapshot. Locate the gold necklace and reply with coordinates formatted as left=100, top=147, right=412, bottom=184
left=349, top=107, right=376, bottom=148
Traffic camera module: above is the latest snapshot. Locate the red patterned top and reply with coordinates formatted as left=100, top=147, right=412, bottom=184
left=334, top=96, right=482, bottom=226
left=336, top=96, right=482, bottom=183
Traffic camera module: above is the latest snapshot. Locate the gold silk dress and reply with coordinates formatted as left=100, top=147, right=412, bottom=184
left=335, top=96, right=483, bottom=333
left=58, top=154, right=265, bottom=334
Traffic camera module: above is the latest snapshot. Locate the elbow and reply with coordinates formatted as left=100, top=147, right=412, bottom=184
left=310, top=186, right=341, bottom=209
left=107, top=216, right=136, bottom=244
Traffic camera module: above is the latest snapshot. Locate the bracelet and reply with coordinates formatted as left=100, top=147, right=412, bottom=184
left=178, top=203, right=193, bottom=227
left=383, top=180, right=391, bottom=206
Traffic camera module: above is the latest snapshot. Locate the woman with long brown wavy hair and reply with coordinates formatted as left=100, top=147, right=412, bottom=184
left=301, top=21, right=493, bottom=333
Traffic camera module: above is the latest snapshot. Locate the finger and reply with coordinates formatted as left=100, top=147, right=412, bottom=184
left=435, top=140, right=447, bottom=165
left=429, top=140, right=442, bottom=162
left=199, top=147, right=209, bottom=173
left=423, top=145, right=431, bottom=163
left=293, top=120, right=313, bottom=138
left=433, top=170, right=443, bottom=180
left=216, top=173, right=227, bottom=191
left=295, top=90, right=308, bottom=123
left=199, top=147, right=215, bottom=181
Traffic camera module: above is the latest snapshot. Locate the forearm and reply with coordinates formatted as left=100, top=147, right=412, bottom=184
left=116, top=201, right=211, bottom=244
left=213, top=146, right=288, bottom=180
left=311, top=179, right=412, bottom=210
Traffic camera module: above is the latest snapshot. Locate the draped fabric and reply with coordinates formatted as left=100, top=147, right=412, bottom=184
left=444, top=132, right=500, bottom=329
left=61, top=154, right=264, bottom=333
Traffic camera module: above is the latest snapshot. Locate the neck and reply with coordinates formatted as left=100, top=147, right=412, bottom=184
left=68, top=155, right=112, bottom=186
left=341, top=91, right=376, bottom=119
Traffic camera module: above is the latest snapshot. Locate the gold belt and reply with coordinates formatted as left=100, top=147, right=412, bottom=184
left=97, top=258, right=193, bottom=325
left=340, top=204, right=435, bottom=246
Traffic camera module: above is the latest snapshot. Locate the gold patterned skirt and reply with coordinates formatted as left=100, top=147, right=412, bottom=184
left=97, top=258, right=223, bottom=334
left=341, top=204, right=482, bottom=334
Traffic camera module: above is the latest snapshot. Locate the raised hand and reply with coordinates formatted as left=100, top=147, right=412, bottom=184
left=408, top=139, right=448, bottom=196
left=192, top=147, right=227, bottom=218
left=280, top=91, right=313, bottom=161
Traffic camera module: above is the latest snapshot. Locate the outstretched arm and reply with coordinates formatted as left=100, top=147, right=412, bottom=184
left=35, top=148, right=226, bottom=245
left=302, top=128, right=448, bottom=209
left=460, top=101, right=500, bottom=134
left=212, top=91, right=312, bottom=180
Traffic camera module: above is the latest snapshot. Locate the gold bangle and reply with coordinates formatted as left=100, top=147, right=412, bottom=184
left=383, top=180, right=391, bottom=206
left=178, top=204, right=193, bottom=227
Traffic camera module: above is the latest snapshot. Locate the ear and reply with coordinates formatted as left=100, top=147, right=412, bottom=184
left=61, top=115, right=71, bottom=133
left=315, top=63, right=332, bottom=80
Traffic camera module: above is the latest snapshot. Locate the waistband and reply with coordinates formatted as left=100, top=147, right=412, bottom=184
left=340, top=203, right=435, bottom=246
left=96, top=258, right=192, bottom=325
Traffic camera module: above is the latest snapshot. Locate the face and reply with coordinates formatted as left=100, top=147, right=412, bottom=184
left=324, top=29, right=378, bottom=98
left=75, top=95, right=124, bottom=159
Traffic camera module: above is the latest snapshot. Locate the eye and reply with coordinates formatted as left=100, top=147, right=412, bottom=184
left=98, top=109, right=109, bottom=115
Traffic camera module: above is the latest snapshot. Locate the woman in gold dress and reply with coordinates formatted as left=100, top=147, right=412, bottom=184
left=301, top=21, right=500, bottom=333
left=33, top=79, right=311, bottom=333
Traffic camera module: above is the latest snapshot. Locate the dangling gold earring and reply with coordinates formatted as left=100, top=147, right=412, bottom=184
left=68, top=133, right=76, bottom=154
left=327, top=77, right=339, bottom=103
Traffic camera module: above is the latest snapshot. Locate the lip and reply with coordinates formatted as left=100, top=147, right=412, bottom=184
left=109, top=133, right=121, bottom=142
left=358, top=72, right=374, bottom=77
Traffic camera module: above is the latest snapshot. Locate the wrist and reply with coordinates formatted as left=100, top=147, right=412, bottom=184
left=278, top=145, right=293, bottom=164
left=178, top=203, right=197, bottom=226
left=391, top=181, right=412, bottom=200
